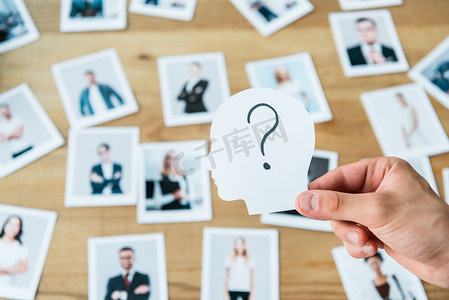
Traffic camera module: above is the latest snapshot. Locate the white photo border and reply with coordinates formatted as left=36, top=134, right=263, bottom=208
left=64, top=126, right=140, bottom=207
left=0, top=83, right=65, bottom=179
left=443, top=168, right=449, bottom=204
left=88, top=233, right=168, bottom=300
left=338, top=0, right=403, bottom=11
left=201, top=227, right=279, bottom=300
left=329, top=9, right=409, bottom=77
left=0, top=0, right=39, bottom=55
left=260, top=149, right=338, bottom=232
left=129, top=0, right=198, bottom=22
left=245, top=52, right=333, bottom=124
left=157, top=52, right=231, bottom=127
left=51, top=48, right=139, bottom=129
left=0, top=204, right=57, bottom=300
left=137, top=140, right=212, bottom=224
left=59, top=0, right=128, bottom=32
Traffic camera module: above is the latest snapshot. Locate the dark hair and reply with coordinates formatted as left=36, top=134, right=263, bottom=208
left=119, top=247, right=134, bottom=253
left=364, top=252, right=383, bottom=262
left=85, top=70, right=95, bottom=76
left=98, top=143, right=110, bottom=151
left=0, top=215, right=23, bottom=244
left=190, top=61, right=201, bottom=69
left=356, top=17, right=377, bottom=27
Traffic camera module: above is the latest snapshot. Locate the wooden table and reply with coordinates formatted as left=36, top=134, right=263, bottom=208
left=1, top=0, right=449, bottom=299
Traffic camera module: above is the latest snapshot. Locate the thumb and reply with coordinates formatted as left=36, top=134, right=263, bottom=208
left=295, top=190, right=384, bottom=226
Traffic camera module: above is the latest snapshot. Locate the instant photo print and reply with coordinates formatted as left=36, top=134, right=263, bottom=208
left=338, top=0, right=403, bottom=11
left=0, top=83, right=64, bottom=179
left=0, top=0, right=39, bottom=54
left=59, top=0, right=128, bottom=32
left=129, top=0, right=198, bottom=21
left=209, top=88, right=315, bottom=215
left=405, top=156, right=439, bottom=195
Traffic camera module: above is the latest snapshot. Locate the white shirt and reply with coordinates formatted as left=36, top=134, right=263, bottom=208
left=361, top=42, right=382, bottom=65
left=101, top=162, right=114, bottom=195
left=121, top=268, right=135, bottom=284
left=185, top=76, right=202, bottom=93
left=88, top=85, right=108, bottom=116
left=0, top=239, right=28, bottom=286
left=362, top=274, right=415, bottom=300
left=0, top=115, right=29, bottom=157
left=276, top=80, right=308, bottom=109
left=225, top=256, right=255, bottom=292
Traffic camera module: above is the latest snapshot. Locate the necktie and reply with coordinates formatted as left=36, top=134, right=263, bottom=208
left=124, top=273, right=130, bottom=291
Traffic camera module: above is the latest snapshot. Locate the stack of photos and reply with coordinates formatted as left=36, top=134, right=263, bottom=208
left=88, top=233, right=168, bottom=300
left=138, top=140, right=212, bottom=224
left=329, top=9, right=408, bottom=77
left=245, top=52, right=333, bottom=124
left=201, top=227, right=279, bottom=300
left=0, top=0, right=39, bottom=54
left=409, top=36, right=449, bottom=110
left=0, top=204, right=57, bottom=300
left=361, top=83, right=449, bottom=159
left=228, top=0, right=314, bottom=37
left=332, top=247, right=428, bottom=300
left=52, top=48, right=139, bottom=129
left=59, top=0, right=128, bottom=32
left=0, top=84, right=64, bottom=179
left=65, top=127, right=140, bottom=207
left=260, top=149, right=338, bottom=232
left=338, top=0, right=403, bottom=11
left=157, top=52, right=230, bottom=127
left=129, top=0, right=198, bottom=22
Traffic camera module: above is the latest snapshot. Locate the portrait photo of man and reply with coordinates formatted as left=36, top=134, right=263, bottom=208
left=346, top=17, right=398, bottom=66
left=105, top=247, right=150, bottom=300
left=70, top=0, right=103, bottom=18
left=90, top=143, right=122, bottom=195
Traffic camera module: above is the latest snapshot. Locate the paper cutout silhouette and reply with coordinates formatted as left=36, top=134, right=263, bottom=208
left=209, top=88, right=315, bottom=214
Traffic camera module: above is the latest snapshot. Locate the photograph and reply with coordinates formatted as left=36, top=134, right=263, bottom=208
left=0, top=204, right=57, bottom=300
left=59, top=0, right=127, bottom=32
left=0, top=0, right=39, bottom=55
left=260, top=149, right=338, bottom=232
left=338, top=0, right=403, bottom=11
left=444, top=168, right=449, bottom=204
left=201, top=227, right=279, bottom=300
left=409, top=36, right=449, bottom=110
left=64, top=126, right=139, bottom=207
left=245, top=52, right=333, bottom=124
left=228, top=0, right=314, bottom=37
left=52, top=48, right=139, bottom=129
left=329, top=9, right=408, bottom=77
left=332, top=246, right=428, bottom=300
left=405, top=156, right=439, bottom=196
left=361, top=83, right=449, bottom=158
left=138, top=140, right=212, bottom=224
left=129, top=0, right=197, bottom=22
left=157, top=52, right=230, bottom=127
left=88, top=233, right=168, bottom=300
left=0, top=83, right=64, bottom=179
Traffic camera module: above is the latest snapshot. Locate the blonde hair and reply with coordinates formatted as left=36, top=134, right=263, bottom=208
left=232, top=237, right=249, bottom=264
left=161, top=150, right=184, bottom=176
left=274, top=65, right=291, bottom=83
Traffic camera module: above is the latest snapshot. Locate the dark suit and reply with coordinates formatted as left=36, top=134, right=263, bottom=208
left=145, top=0, right=158, bottom=5
left=105, top=271, right=150, bottom=300
left=70, top=0, right=103, bottom=17
left=346, top=44, right=398, bottom=66
left=177, top=79, right=209, bottom=113
left=91, top=163, right=122, bottom=194
left=250, top=1, right=277, bottom=22
left=80, top=84, right=124, bottom=116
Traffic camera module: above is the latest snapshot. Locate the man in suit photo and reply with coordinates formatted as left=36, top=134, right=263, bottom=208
left=346, top=17, right=398, bottom=66
left=79, top=70, right=124, bottom=117
left=70, top=0, right=103, bottom=18
left=105, top=247, right=151, bottom=300
left=90, top=143, right=123, bottom=195
left=177, top=62, right=209, bottom=113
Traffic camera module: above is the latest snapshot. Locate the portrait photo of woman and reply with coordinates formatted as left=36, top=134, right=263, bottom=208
left=274, top=65, right=310, bottom=111
left=395, top=93, right=428, bottom=149
left=177, top=62, right=209, bottom=114
left=0, top=215, right=28, bottom=286
left=224, top=237, right=255, bottom=300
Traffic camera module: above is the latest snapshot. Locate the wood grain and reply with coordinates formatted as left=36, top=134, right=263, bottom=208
left=1, top=0, right=448, bottom=299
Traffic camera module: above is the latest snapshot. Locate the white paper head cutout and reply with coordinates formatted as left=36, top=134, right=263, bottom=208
left=209, top=88, right=315, bottom=214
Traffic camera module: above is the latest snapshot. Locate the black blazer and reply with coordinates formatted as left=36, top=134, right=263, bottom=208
left=91, top=163, right=122, bottom=194
left=177, top=79, right=209, bottom=113
left=105, top=271, right=150, bottom=300
left=346, top=44, right=398, bottom=66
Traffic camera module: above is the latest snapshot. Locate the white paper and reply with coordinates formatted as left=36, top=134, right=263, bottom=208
left=209, top=88, right=315, bottom=214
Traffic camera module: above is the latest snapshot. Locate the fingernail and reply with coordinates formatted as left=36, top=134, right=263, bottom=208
left=347, top=231, right=359, bottom=245
left=362, top=244, right=373, bottom=256
left=300, top=193, right=316, bottom=212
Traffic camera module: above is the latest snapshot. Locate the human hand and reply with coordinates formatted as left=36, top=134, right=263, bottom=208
left=134, top=284, right=150, bottom=294
left=224, top=292, right=230, bottom=300
left=113, top=171, right=121, bottom=180
left=0, top=134, right=7, bottom=142
left=90, top=172, right=104, bottom=183
left=295, top=157, right=449, bottom=288
left=370, top=51, right=387, bottom=64
left=110, top=291, right=124, bottom=300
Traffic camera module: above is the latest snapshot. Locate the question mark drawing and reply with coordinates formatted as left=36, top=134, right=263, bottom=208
left=247, top=103, right=279, bottom=170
